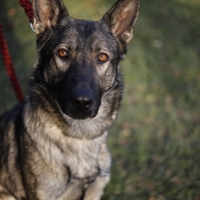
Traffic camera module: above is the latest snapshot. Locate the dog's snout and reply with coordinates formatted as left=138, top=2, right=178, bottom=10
left=58, top=78, right=100, bottom=119
left=71, top=90, right=94, bottom=110
left=70, top=89, right=94, bottom=110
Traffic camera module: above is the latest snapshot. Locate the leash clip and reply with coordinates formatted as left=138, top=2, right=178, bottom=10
left=30, top=23, right=35, bottom=33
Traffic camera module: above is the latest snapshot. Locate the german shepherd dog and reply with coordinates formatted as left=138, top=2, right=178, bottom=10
left=0, top=0, right=140, bottom=199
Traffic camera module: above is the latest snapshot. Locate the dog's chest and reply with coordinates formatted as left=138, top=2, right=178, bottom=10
left=64, top=137, right=103, bottom=179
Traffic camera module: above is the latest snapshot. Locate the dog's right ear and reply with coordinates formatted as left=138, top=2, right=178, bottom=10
left=32, top=0, right=68, bottom=34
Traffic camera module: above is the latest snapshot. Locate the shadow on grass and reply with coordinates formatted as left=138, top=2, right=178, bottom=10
left=104, top=0, right=200, bottom=199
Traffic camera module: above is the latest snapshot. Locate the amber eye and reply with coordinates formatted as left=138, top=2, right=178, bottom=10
left=98, top=53, right=109, bottom=63
left=58, top=49, right=68, bottom=58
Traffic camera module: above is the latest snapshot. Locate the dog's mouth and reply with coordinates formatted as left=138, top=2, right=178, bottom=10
left=65, top=101, right=99, bottom=120
left=67, top=112, right=97, bottom=120
left=60, top=102, right=99, bottom=120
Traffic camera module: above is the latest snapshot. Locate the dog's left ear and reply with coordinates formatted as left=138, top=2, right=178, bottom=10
left=32, top=0, right=68, bottom=34
left=103, top=0, right=140, bottom=44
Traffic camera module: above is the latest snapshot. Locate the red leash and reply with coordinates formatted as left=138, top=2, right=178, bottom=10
left=19, top=0, right=34, bottom=24
left=0, top=0, right=33, bottom=103
left=0, top=22, right=24, bottom=103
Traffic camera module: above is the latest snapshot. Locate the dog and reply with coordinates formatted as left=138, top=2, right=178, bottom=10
left=0, top=0, right=140, bottom=199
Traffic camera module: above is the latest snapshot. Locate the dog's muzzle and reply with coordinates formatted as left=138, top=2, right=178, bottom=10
left=68, top=88, right=97, bottom=119
left=58, top=81, right=100, bottom=120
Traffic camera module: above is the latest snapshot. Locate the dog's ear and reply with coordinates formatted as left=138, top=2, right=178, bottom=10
left=103, top=0, right=140, bottom=44
left=32, top=0, right=68, bottom=34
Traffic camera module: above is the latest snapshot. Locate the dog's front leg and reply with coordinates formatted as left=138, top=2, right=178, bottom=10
left=56, top=178, right=86, bottom=200
left=83, top=174, right=110, bottom=200
left=84, top=141, right=111, bottom=200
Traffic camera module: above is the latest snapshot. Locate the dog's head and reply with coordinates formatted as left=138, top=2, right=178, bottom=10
left=32, top=0, right=140, bottom=120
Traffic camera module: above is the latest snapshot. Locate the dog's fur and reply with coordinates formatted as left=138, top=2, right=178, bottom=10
left=0, top=0, right=140, bottom=199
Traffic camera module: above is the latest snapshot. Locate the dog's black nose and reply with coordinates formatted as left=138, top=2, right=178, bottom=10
left=72, top=96, right=93, bottom=109
left=70, top=89, right=94, bottom=110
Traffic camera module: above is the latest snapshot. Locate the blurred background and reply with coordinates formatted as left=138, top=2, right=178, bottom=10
left=0, top=0, right=200, bottom=199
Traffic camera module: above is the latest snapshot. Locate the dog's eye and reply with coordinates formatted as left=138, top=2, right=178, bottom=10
left=58, top=49, right=69, bottom=58
left=98, top=53, right=109, bottom=63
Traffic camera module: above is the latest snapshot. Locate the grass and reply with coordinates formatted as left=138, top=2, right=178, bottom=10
left=0, top=0, right=200, bottom=199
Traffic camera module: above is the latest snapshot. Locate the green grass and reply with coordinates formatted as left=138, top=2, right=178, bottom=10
left=1, top=0, right=200, bottom=199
